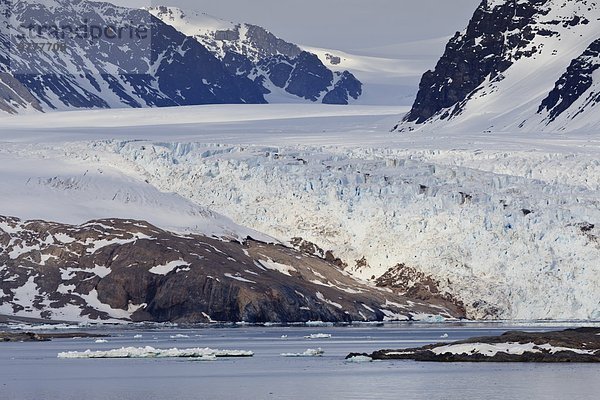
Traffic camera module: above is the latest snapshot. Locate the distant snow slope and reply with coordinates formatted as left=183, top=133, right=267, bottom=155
left=397, top=0, right=600, bottom=133
left=303, top=46, right=430, bottom=106
left=1, top=104, right=597, bottom=321
left=0, top=142, right=272, bottom=242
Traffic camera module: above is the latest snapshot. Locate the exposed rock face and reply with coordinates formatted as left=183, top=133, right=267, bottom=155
left=147, top=6, right=362, bottom=105
left=0, top=216, right=464, bottom=323
left=322, top=71, right=363, bottom=105
left=0, top=0, right=266, bottom=114
left=350, top=328, right=600, bottom=362
left=403, top=0, right=548, bottom=124
left=375, top=264, right=466, bottom=318
left=210, top=22, right=302, bottom=62
left=277, top=52, right=335, bottom=101
left=289, top=237, right=346, bottom=269
left=539, top=37, right=600, bottom=122
left=0, top=72, right=43, bottom=114
left=395, top=0, right=600, bottom=132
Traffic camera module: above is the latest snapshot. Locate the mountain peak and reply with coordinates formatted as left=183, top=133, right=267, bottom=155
left=395, top=0, right=600, bottom=133
left=146, top=5, right=302, bottom=62
left=1, top=0, right=268, bottom=114
left=148, top=5, right=362, bottom=105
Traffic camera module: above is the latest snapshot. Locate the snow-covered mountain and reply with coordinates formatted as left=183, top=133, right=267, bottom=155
left=145, top=6, right=302, bottom=63
left=0, top=0, right=267, bottom=114
left=147, top=6, right=362, bottom=105
left=395, top=0, right=600, bottom=133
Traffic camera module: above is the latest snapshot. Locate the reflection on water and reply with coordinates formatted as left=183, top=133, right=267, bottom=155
left=1, top=324, right=599, bottom=400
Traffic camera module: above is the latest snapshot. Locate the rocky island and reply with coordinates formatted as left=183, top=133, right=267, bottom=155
left=1, top=331, right=108, bottom=342
left=348, top=328, right=600, bottom=363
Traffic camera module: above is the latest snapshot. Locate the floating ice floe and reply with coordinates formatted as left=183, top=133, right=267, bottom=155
left=304, top=333, right=332, bottom=339
left=281, top=348, right=324, bottom=357
left=440, top=333, right=449, bottom=338
left=57, top=346, right=254, bottom=359
left=169, top=334, right=190, bottom=339
left=94, top=339, right=108, bottom=343
left=133, top=334, right=143, bottom=339
left=346, top=355, right=373, bottom=363
left=305, top=321, right=334, bottom=327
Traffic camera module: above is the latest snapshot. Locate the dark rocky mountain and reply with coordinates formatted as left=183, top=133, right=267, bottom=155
left=147, top=6, right=362, bottom=105
left=395, top=0, right=600, bottom=132
left=0, top=215, right=465, bottom=323
left=240, top=51, right=362, bottom=104
left=0, top=0, right=266, bottom=114
left=402, top=0, right=547, bottom=125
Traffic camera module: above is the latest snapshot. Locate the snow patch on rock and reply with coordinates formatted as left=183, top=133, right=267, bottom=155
left=149, top=260, right=191, bottom=275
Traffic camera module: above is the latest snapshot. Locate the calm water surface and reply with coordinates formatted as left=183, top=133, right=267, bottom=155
left=1, top=324, right=599, bottom=400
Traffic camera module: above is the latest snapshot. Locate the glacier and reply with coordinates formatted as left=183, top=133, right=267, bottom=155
left=103, top=141, right=600, bottom=320
left=0, top=104, right=597, bottom=321
left=0, top=105, right=600, bottom=320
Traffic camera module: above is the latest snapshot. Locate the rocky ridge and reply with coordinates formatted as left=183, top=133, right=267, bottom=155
left=0, top=0, right=268, bottom=114
left=0, top=215, right=464, bottom=323
left=147, top=6, right=362, bottom=105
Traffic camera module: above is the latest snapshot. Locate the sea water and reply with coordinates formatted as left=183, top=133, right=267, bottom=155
left=1, top=324, right=598, bottom=400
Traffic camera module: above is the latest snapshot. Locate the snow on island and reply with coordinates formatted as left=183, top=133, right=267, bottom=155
left=58, top=346, right=254, bottom=359
left=348, top=328, right=600, bottom=363
left=430, top=342, right=596, bottom=357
